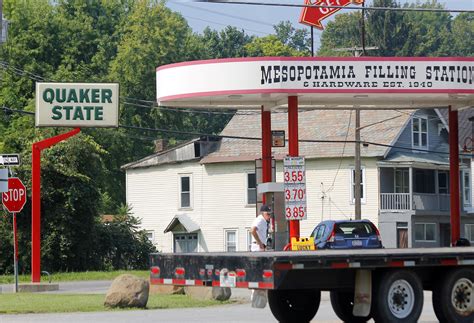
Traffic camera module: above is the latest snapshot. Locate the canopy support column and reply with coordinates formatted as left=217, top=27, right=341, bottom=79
left=449, top=106, right=460, bottom=246
left=288, top=96, right=300, bottom=240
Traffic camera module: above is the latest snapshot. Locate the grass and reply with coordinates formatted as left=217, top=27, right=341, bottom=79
left=0, top=270, right=149, bottom=284
left=0, top=293, right=231, bottom=314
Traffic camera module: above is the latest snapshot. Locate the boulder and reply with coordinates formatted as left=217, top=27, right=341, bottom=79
left=150, top=284, right=184, bottom=295
left=184, top=286, right=231, bottom=301
left=104, top=274, right=149, bottom=308
left=212, top=286, right=232, bottom=301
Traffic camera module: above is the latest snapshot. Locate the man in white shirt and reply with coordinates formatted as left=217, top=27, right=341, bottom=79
left=251, top=205, right=271, bottom=252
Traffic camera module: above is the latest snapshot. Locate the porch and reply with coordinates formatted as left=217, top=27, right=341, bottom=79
left=379, top=166, right=470, bottom=212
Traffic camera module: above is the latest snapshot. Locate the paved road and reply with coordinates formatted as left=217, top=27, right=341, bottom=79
left=0, top=281, right=438, bottom=323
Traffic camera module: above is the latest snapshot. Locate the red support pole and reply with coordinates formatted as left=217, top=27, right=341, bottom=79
left=449, top=107, right=460, bottom=246
left=261, top=106, right=272, bottom=191
left=31, top=144, right=41, bottom=283
left=31, top=128, right=81, bottom=283
left=288, top=96, right=300, bottom=239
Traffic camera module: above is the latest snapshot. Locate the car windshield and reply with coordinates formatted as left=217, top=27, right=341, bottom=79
left=334, top=222, right=375, bottom=236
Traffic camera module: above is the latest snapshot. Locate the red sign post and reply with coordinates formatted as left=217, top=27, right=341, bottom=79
left=2, top=177, right=26, bottom=292
left=300, top=0, right=365, bottom=30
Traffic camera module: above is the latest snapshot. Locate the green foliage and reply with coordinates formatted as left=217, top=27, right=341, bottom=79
left=318, top=0, right=472, bottom=57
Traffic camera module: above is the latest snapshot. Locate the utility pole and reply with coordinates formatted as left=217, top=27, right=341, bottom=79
left=354, top=109, right=361, bottom=219
left=0, top=0, right=3, bottom=43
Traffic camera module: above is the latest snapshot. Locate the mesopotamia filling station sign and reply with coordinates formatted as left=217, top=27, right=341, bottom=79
left=36, top=83, right=119, bottom=127
left=259, top=61, right=473, bottom=90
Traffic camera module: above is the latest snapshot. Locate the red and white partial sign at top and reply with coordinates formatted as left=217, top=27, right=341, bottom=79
left=300, top=0, right=365, bottom=30
left=284, top=157, right=307, bottom=221
left=2, top=178, right=26, bottom=213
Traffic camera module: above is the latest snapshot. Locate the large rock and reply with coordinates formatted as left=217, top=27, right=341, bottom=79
left=212, top=287, right=231, bottom=301
left=104, top=274, right=149, bottom=308
left=184, top=286, right=231, bottom=301
left=150, top=284, right=184, bottom=295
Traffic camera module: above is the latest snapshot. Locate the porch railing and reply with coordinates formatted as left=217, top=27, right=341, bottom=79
left=380, top=193, right=410, bottom=211
left=381, top=193, right=452, bottom=211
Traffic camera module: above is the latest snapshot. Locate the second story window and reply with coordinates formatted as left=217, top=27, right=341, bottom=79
left=412, top=117, right=428, bottom=149
left=350, top=167, right=366, bottom=204
left=247, top=173, right=256, bottom=205
left=179, top=175, right=192, bottom=208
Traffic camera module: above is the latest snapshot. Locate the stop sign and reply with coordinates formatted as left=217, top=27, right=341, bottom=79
left=2, top=178, right=27, bottom=213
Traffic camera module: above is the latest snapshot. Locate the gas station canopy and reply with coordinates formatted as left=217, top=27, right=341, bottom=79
left=156, top=57, right=473, bottom=110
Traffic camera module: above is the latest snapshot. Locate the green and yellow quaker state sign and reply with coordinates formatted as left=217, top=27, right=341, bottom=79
left=36, top=83, right=119, bottom=127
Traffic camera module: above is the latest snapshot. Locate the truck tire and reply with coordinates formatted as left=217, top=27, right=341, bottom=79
left=330, top=290, right=371, bottom=322
left=372, top=270, right=423, bottom=323
left=268, top=289, right=320, bottom=323
left=432, top=268, right=473, bottom=323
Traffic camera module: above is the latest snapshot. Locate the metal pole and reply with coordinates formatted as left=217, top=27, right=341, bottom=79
left=310, top=26, right=314, bottom=57
left=261, top=106, right=272, bottom=198
left=31, top=144, right=41, bottom=283
left=448, top=106, right=460, bottom=245
left=31, top=128, right=81, bottom=282
left=0, top=0, right=3, bottom=39
left=355, top=109, right=361, bottom=219
left=288, top=96, right=300, bottom=239
left=13, top=211, right=18, bottom=293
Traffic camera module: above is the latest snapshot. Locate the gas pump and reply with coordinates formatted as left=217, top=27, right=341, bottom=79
left=257, top=183, right=287, bottom=251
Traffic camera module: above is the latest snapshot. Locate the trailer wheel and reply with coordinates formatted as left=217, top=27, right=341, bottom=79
left=432, top=268, right=473, bottom=323
left=372, top=270, right=423, bottom=323
left=330, top=290, right=371, bottom=322
left=268, top=289, right=320, bottom=323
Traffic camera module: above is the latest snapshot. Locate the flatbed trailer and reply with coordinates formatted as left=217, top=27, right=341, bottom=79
left=150, top=247, right=474, bottom=322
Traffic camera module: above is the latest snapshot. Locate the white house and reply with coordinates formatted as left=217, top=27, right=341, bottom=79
left=123, top=108, right=473, bottom=252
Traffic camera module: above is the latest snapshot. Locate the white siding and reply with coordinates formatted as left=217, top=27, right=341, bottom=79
left=126, top=158, right=380, bottom=252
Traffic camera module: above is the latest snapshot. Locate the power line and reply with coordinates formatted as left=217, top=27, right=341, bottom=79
left=2, top=106, right=472, bottom=157
left=193, top=1, right=474, bottom=13
left=173, top=1, right=275, bottom=27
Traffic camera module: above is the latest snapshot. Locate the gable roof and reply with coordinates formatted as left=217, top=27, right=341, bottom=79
left=201, top=109, right=414, bottom=164
left=122, top=138, right=200, bottom=170
left=437, top=107, right=474, bottom=149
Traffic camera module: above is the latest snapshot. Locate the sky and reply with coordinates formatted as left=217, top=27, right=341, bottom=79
left=166, top=0, right=473, bottom=48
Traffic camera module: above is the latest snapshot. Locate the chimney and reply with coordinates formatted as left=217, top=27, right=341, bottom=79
left=154, top=139, right=167, bottom=153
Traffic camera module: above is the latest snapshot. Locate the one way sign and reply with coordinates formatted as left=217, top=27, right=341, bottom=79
left=0, top=154, right=21, bottom=166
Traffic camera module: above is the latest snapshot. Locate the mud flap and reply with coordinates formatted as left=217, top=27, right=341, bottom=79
left=353, top=269, right=372, bottom=317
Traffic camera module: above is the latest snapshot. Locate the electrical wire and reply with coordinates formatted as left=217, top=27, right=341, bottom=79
left=192, top=1, right=474, bottom=13
left=2, top=106, right=472, bottom=157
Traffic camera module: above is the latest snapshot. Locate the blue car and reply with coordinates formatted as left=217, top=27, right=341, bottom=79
left=310, top=220, right=383, bottom=249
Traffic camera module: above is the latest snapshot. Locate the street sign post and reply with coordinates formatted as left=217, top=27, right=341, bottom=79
left=284, top=157, right=307, bottom=220
left=0, top=154, right=20, bottom=166
left=2, top=177, right=26, bottom=293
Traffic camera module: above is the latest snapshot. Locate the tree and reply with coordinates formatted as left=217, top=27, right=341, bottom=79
left=200, top=26, right=253, bottom=59
left=273, top=21, right=311, bottom=54
left=449, top=13, right=474, bottom=56
left=245, top=35, right=305, bottom=57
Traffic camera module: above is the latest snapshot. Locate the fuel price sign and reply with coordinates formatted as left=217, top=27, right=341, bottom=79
left=284, top=157, right=307, bottom=220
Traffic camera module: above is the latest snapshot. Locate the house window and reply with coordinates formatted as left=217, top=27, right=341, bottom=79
left=179, top=175, right=192, bottom=208
left=146, top=230, right=154, bottom=243
left=395, top=169, right=409, bottom=193
left=247, top=229, right=253, bottom=251
left=414, top=223, right=436, bottom=242
left=247, top=173, right=257, bottom=205
left=465, top=224, right=474, bottom=243
left=462, top=170, right=471, bottom=206
left=174, top=233, right=198, bottom=253
left=412, top=117, right=428, bottom=149
left=438, top=171, right=450, bottom=194
left=414, top=169, right=435, bottom=194
left=225, top=229, right=237, bottom=252
left=350, top=167, right=366, bottom=204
